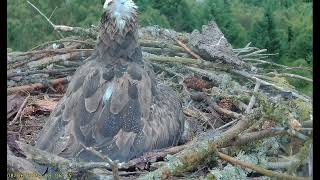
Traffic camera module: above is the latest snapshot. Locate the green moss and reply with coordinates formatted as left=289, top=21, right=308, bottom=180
left=256, top=93, right=290, bottom=124
left=174, top=142, right=218, bottom=176
left=210, top=87, right=251, bottom=104
left=288, top=139, right=312, bottom=174
left=288, top=99, right=312, bottom=121
left=270, top=76, right=295, bottom=90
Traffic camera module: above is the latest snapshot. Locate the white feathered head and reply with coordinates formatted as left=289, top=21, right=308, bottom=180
left=103, top=0, right=138, bottom=31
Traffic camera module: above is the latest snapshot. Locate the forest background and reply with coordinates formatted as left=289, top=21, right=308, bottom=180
left=7, top=0, right=312, bottom=95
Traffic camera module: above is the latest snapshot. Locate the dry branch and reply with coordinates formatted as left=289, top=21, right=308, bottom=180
left=175, top=39, right=201, bottom=59
left=26, top=52, right=90, bottom=69
left=30, top=39, right=95, bottom=51
left=243, top=59, right=312, bottom=72
left=231, top=69, right=311, bottom=103
left=26, top=1, right=64, bottom=38
left=217, top=151, right=310, bottom=180
left=144, top=54, right=202, bottom=65
left=210, top=100, right=244, bottom=119
left=80, top=144, right=120, bottom=180
left=223, top=128, right=288, bottom=147
left=8, top=48, right=94, bottom=57
left=138, top=108, right=262, bottom=179
left=239, top=49, right=268, bottom=58
left=53, top=25, right=98, bottom=39
left=139, top=39, right=184, bottom=52
left=190, top=93, right=244, bottom=120
left=16, top=141, right=116, bottom=179
left=141, top=47, right=186, bottom=56
left=144, top=54, right=311, bottom=103
left=7, top=77, right=69, bottom=95
left=8, top=54, right=47, bottom=69
left=8, top=68, right=76, bottom=78
left=267, top=72, right=313, bottom=83
left=9, top=94, right=30, bottom=125
left=245, top=80, right=261, bottom=114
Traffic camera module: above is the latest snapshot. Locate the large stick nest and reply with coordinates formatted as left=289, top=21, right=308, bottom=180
left=7, top=22, right=312, bottom=180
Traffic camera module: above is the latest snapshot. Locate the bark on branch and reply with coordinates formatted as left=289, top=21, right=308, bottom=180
left=7, top=77, right=69, bottom=95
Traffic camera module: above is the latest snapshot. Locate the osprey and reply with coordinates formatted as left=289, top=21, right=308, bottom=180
left=36, top=0, right=185, bottom=162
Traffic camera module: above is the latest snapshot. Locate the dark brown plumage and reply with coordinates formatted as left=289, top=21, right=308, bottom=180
left=36, top=0, right=184, bottom=162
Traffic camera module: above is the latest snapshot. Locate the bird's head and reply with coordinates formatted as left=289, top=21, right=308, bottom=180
left=102, top=0, right=138, bottom=32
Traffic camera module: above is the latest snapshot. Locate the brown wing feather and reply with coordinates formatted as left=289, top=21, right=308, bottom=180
left=36, top=58, right=184, bottom=162
left=37, top=2, right=183, bottom=162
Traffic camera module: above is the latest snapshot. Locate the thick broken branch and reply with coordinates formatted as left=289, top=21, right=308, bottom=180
left=8, top=68, right=76, bottom=78
left=145, top=54, right=202, bottom=65
left=141, top=47, right=186, bottom=56
left=224, top=128, right=288, bottom=147
left=8, top=48, right=94, bottom=57
left=210, top=100, right=244, bottom=119
left=53, top=25, right=98, bottom=39
left=217, top=151, right=309, bottom=180
left=175, top=39, right=201, bottom=59
left=7, top=77, right=69, bottom=95
left=30, top=39, right=95, bottom=51
left=16, top=141, right=116, bottom=179
left=139, top=39, right=184, bottom=52
left=190, top=93, right=244, bottom=120
left=138, top=108, right=262, bottom=179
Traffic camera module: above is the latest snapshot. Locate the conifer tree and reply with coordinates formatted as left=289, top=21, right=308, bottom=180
left=250, top=7, right=281, bottom=58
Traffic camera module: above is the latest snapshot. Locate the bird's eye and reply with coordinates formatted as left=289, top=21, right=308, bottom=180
left=108, top=1, right=112, bottom=5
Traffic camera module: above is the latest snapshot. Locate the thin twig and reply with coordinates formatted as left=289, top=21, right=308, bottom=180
left=27, top=1, right=54, bottom=27
left=80, top=144, right=120, bottom=180
left=193, top=107, right=216, bottom=129
left=18, top=110, right=24, bottom=140
left=245, top=80, right=261, bottom=114
left=48, top=6, right=57, bottom=20
left=9, top=94, right=30, bottom=125
left=216, top=119, right=238, bottom=130
left=27, top=1, right=64, bottom=38
left=231, top=69, right=311, bottom=102
left=267, top=72, right=313, bottom=83
left=236, top=42, right=251, bottom=56
left=240, top=49, right=268, bottom=58
left=243, top=59, right=312, bottom=72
